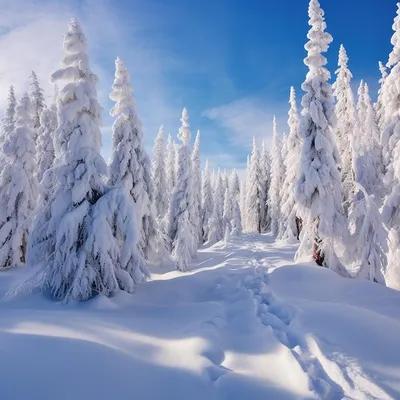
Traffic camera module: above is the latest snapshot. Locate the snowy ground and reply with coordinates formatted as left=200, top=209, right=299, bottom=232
left=1, top=234, right=400, bottom=400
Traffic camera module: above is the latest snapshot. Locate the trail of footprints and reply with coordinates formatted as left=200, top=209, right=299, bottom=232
left=242, top=260, right=345, bottom=400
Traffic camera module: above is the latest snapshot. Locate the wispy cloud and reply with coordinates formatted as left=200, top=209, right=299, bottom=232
left=203, top=97, right=289, bottom=151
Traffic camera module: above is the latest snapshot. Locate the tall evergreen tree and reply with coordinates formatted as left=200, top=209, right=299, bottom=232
left=27, top=21, right=147, bottom=300
left=0, top=93, right=38, bottom=269
left=259, top=140, right=271, bottom=232
left=268, top=117, right=284, bottom=236
left=281, top=87, right=301, bottom=239
left=381, top=3, right=400, bottom=289
left=0, top=86, right=17, bottom=169
left=228, top=169, right=242, bottom=236
left=246, top=138, right=262, bottom=232
left=376, top=61, right=388, bottom=133
left=108, top=57, right=158, bottom=262
left=295, top=0, right=349, bottom=277
left=201, top=160, right=213, bottom=242
left=208, top=169, right=224, bottom=243
left=29, top=71, right=46, bottom=136
left=168, top=108, right=197, bottom=270
left=191, top=130, right=202, bottom=244
left=166, top=133, right=176, bottom=200
left=332, top=44, right=356, bottom=215
left=152, top=125, right=169, bottom=220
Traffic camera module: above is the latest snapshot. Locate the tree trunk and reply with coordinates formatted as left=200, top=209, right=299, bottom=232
left=313, top=236, right=324, bottom=266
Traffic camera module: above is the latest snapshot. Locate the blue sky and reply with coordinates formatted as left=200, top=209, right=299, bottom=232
left=0, top=0, right=396, bottom=173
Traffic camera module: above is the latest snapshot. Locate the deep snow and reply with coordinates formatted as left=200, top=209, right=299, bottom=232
left=0, top=234, right=399, bottom=400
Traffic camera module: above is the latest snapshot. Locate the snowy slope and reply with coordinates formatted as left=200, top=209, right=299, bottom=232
left=0, top=234, right=399, bottom=400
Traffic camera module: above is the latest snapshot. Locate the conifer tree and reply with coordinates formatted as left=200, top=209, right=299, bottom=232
left=246, top=138, right=262, bottom=232
left=381, top=3, right=400, bottom=289
left=26, top=20, right=147, bottom=300
left=281, top=87, right=301, bottom=239
left=375, top=61, right=388, bottom=133
left=191, top=130, right=202, bottom=244
left=241, top=155, right=251, bottom=231
left=0, top=86, right=17, bottom=168
left=168, top=108, right=197, bottom=270
left=207, top=169, right=224, bottom=243
left=152, top=125, right=169, bottom=220
left=259, top=140, right=271, bottom=232
left=201, top=160, right=213, bottom=242
left=0, top=93, right=38, bottom=269
left=108, top=57, right=158, bottom=262
left=295, top=0, right=349, bottom=277
left=332, top=44, right=356, bottom=215
left=268, top=117, right=284, bottom=236
left=229, top=169, right=242, bottom=236
left=166, top=134, right=176, bottom=199
left=29, top=71, right=46, bottom=136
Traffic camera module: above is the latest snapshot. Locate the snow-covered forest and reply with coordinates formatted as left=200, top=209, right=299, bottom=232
left=1, top=1, right=400, bottom=398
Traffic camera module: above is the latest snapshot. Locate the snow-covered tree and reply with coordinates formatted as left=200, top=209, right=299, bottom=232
left=280, top=87, right=301, bottom=239
left=229, top=169, right=242, bottom=236
left=245, top=138, right=262, bottom=232
left=108, top=57, right=158, bottom=262
left=207, top=169, right=224, bottom=243
left=332, top=44, right=356, bottom=215
left=191, top=130, right=202, bottom=244
left=201, top=160, right=213, bottom=242
left=295, top=0, right=349, bottom=277
left=0, top=93, right=38, bottom=269
left=259, top=142, right=271, bottom=232
left=375, top=61, right=388, bottom=133
left=222, top=187, right=232, bottom=234
left=152, top=125, right=169, bottom=220
left=168, top=108, right=197, bottom=270
left=36, top=106, right=57, bottom=182
left=353, top=82, right=384, bottom=199
left=29, top=71, right=46, bottom=135
left=268, top=117, right=284, bottom=236
left=166, top=133, right=176, bottom=200
left=241, top=155, right=251, bottom=230
left=26, top=20, right=147, bottom=301
left=382, top=3, right=400, bottom=176
left=349, top=184, right=387, bottom=285
left=0, top=86, right=16, bottom=168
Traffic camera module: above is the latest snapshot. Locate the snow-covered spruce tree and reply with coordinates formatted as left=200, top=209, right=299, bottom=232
left=268, top=117, right=284, bottom=236
left=151, top=125, right=169, bottom=220
left=201, top=159, right=213, bottom=242
left=241, top=154, right=251, bottom=231
left=191, top=130, right=202, bottom=244
left=278, top=133, right=289, bottom=238
left=375, top=61, right=388, bottom=133
left=382, top=3, right=400, bottom=176
left=207, top=169, right=224, bottom=243
left=222, top=186, right=232, bottom=234
left=0, top=86, right=17, bottom=168
left=349, top=184, right=387, bottom=285
left=332, top=44, right=356, bottom=216
left=245, top=138, right=262, bottom=232
left=168, top=108, right=197, bottom=270
left=26, top=20, right=148, bottom=301
left=108, top=57, right=158, bottom=262
left=29, top=71, right=46, bottom=136
left=36, top=106, right=57, bottom=183
left=229, top=169, right=242, bottom=236
left=259, top=141, right=271, bottom=232
left=281, top=86, right=301, bottom=240
left=353, top=82, right=384, bottom=199
left=381, top=5, right=400, bottom=289
left=166, top=133, right=177, bottom=195
left=0, top=93, right=38, bottom=269
left=295, top=0, right=349, bottom=276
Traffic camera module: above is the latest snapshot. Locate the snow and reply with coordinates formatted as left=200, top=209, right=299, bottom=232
left=1, top=234, right=400, bottom=399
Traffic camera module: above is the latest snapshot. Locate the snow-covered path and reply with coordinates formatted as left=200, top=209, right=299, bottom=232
left=0, top=234, right=400, bottom=400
